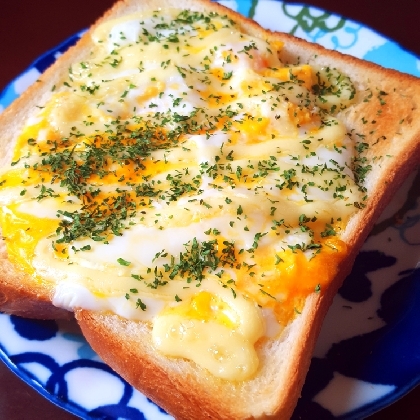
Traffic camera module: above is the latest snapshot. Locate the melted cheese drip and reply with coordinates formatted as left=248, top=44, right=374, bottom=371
left=0, top=8, right=361, bottom=381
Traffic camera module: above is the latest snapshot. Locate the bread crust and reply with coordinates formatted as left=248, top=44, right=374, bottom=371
left=1, top=0, right=420, bottom=418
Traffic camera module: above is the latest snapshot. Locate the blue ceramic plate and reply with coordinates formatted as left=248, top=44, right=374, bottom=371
left=1, top=1, right=420, bottom=419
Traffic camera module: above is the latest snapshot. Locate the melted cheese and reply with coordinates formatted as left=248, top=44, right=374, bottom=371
left=0, top=8, right=362, bottom=381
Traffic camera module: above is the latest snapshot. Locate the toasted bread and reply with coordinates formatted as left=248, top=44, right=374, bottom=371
left=1, top=1, right=420, bottom=419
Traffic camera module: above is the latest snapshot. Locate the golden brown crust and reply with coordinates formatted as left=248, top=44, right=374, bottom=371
left=1, top=0, right=420, bottom=418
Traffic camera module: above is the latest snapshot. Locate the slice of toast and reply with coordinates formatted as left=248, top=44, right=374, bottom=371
left=1, top=0, right=420, bottom=418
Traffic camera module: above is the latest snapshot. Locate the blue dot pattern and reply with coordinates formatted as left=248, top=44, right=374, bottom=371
left=10, top=316, right=59, bottom=341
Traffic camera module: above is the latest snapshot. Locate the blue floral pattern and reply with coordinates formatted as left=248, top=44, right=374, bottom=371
left=1, top=1, right=419, bottom=419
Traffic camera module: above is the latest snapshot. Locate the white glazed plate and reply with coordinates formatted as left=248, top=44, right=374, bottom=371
left=1, top=1, right=420, bottom=419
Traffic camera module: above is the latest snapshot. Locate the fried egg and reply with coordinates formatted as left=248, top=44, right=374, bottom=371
left=0, top=8, right=362, bottom=380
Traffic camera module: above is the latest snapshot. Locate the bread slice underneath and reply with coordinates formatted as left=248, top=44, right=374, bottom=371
left=1, top=0, right=420, bottom=418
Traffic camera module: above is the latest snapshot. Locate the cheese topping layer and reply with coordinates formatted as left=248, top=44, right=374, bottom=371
left=0, top=8, right=364, bottom=380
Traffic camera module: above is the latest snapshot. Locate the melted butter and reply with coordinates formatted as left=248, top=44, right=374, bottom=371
left=153, top=285, right=264, bottom=380
left=0, top=8, right=361, bottom=381
left=153, top=314, right=260, bottom=380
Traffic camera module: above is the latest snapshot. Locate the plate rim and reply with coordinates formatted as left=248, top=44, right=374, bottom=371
left=1, top=1, right=419, bottom=419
